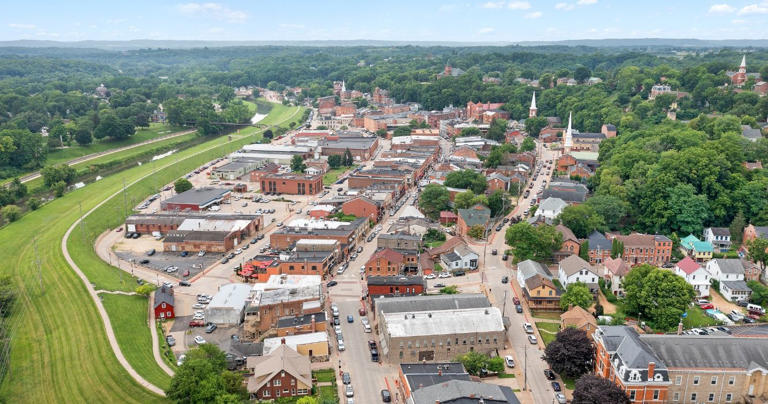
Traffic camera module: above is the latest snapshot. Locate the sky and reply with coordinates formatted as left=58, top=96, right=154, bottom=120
left=1, top=0, right=768, bottom=42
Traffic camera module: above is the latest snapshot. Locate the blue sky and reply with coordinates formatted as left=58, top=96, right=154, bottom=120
left=1, top=1, right=767, bottom=42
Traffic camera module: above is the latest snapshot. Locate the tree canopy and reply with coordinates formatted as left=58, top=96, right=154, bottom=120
left=543, top=328, right=594, bottom=379
left=560, top=282, right=594, bottom=310
left=444, top=169, right=487, bottom=194
left=167, top=344, right=247, bottom=403
left=505, top=222, right=563, bottom=263
left=418, top=184, right=451, bottom=220
left=572, top=374, right=630, bottom=404
left=621, top=264, right=695, bottom=330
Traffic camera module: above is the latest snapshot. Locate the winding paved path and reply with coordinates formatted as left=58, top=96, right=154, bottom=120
left=59, top=105, right=302, bottom=397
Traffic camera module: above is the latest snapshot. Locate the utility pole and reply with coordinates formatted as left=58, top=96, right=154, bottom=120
left=524, top=344, right=528, bottom=391
left=33, top=238, right=43, bottom=293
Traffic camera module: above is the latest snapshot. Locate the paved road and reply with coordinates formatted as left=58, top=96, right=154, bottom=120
left=17, top=129, right=197, bottom=184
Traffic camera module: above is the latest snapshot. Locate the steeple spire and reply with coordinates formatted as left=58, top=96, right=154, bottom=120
left=740, top=55, right=746, bottom=68
left=341, top=80, right=346, bottom=92
left=564, top=111, right=573, bottom=153
left=529, top=92, right=537, bottom=118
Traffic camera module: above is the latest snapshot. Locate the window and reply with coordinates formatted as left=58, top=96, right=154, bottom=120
left=263, top=390, right=270, bottom=397
left=273, top=380, right=281, bottom=387
left=711, top=376, right=717, bottom=385
left=275, top=390, right=281, bottom=397
left=675, top=376, right=682, bottom=385
left=725, top=393, right=732, bottom=402
left=708, top=393, right=715, bottom=402
left=673, top=392, right=680, bottom=401
left=654, top=390, right=659, bottom=400
left=693, top=376, right=700, bottom=385
left=728, top=376, right=735, bottom=385
left=399, top=351, right=403, bottom=358
left=691, top=393, right=697, bottom=401
left=291, top=379, right=295, bottom=385
left=629, top=391, right=636, bottom=400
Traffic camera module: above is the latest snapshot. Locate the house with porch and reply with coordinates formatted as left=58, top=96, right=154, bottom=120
left=674, top=256, right=710, bottom=297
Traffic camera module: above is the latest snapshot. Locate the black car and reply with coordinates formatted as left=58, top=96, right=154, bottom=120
left=502, top=254, right=509, bottom=261
left=434, top=283, right=445, bottom=288
left=327, top=280, right=338, bottom=287
left=250, top=238, right=257, bottom=244
left=551, top=382, right=561, bottom=392
left=221, top=257, right=229, bottom=264
left=179, top=281, right=191, bottom=287
left=337, top=187, right=343, bottom=192
left=342, top=372, right=351, bottom=385
left=131, top=232, right=140, bottom=239
left=544, top=369, right=556, bottom=380
left=503, top=217, right=510, bottom=223
left=333, top=317, right=340, bottom=326
left=738, top=300, right=749, bottom=307
left=491, top=249, right=498, bottom=255
left=146, top=249, right=156, bottom=256
left=139, top=259, right=150, bottom=265
left=180, top=251, right=189, bottom=257
left=501, top=276, right=509, bottom=284
left=381, top=389, right=392, bottom=402
left=744, top=316, right=756, bottom=323
left=453, top=271, right=466, bottom=276
left=515, top=304, right=523, bottom=313
left=496, top=225, right=503, bottom=231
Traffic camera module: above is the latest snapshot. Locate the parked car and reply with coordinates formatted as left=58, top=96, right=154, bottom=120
left=221, top=257, right=229, bottom=264
left=180, top=251, right=189, bottom=257
left=502, top=254, right=509, bottom=261
left=501, top=276, right=509, bottom=284
left=699, top=303, right=714, bottom=310
left=194, top=336, right=206, bottom=345
left=347, top=315, right=354, bottom=323
left=555, top=393, right=567, bottom=404
left=505, top=355, right=515, bottom=368
left=146, top=249, right=156, bottom=256
left=381, top=389, right=391, bottom=402
left=544, top=369, right=557, bottom=380
left=234, top=248, right=242, bottom=255
left=425, top=273, right=436, bottom=279
left=523, top=323, right=534, bottom=333
left=434, top=283, right=445, bottom=288
left=345, top=385, right=354, bottom=398
left=139, top=259, right=150, bottom=265
left=495, top=225, right=503, bottom=232
left=179, top=281, right=191, bottom=287
left=176, top=354, right=186, bottom=367
left=189, top=320, right=205, bottom=327
left=515, top=304, right=523, bottom=313
left=342, top=372, right=351, bottom=385
left=357, top=246, right=364, bottom=253
left=528, top=335, right=538, bottom=344
left=327, top=281, right=338, bottom=287
left=205, top=323, right=217, bottom=333
left=512, top=296, right=520, bottom=305
left=166, top=335, right=176, bottom=347
left=453, top=271, right=466, bottom=276
left=192, top=303, right=205, bottom=309
left=438, top=272, right=451, bottom=278
left=551, top=381, right=561, bottom=392
left=359, top=307, right=366, bottom=316
left=338, top=340, right=345, bottom=351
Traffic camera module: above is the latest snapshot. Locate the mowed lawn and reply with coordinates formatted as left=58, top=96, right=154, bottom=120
left=0, top=102, right=304, bottom=403
left=535, top=322, right=560, bottom=346
left=100, top=293, right=171, bottom=390
left=323, top=166, right=353, bottom=186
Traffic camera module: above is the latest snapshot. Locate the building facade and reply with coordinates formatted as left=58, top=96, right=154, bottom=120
left=261, top=173, right=323, bottom=195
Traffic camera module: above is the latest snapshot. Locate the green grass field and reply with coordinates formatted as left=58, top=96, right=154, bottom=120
left=0, top=102, right=303, bottom=403
left=100, top=293, right=172, bottom=390
left=45, top=124, right=186, bottom=167
left=682, top=306, right=719, bottom=329
left=535, top=322, right=560, bottom=346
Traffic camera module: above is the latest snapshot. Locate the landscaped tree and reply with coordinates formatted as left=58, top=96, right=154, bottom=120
left=524, top=116, right=548, bottom=137
left=579, top=240, right=590, bottom=261
left=440, top=285, right=459, bottom=295
left=520, top=136, right=535, bottom=152
left=455, top=351, right=499, bottom=375
left=560, top=282, right=594, bottom=310
left=263, top=129, right=273, bottom=139
left=610, top=238, right=624, bottom=259
left=467, top=225, right=486, bottom=240
left=459, top=126, right=481, bottom=137
left=174, top=178, right=193, bottom=194
left=486, top=356, right=505, bottom=373
left=290, top=154, right=306, bottom=172
left=1, top=205, right=21, bottom=222
left=41, top=164, right=77, bottom=188
left=393, top=126, right=412, bottom=137
left=327, top=154, right=342, bottom=169
left=505, top=222, right=563, bottom=263
left=418, top=184, right=451, bottom=220
left=621, top=264, right=695, bottom=330
left=74, top=127, right=93, bottom=145
left=167, top=343, right=247, bottom=403
left=343, top=148, right=354, bottom=166
left=557, top=204, right=606, bottom=239
left=135, top=284, right=155, bottom=296
left=487, top=190, right=507, bottom=217
left=747, top=238, right=768, bottom=272
left=445, top=169, right=487, bottom=194
left=375, top=128, right=388, bottom=137
left=571, top=374, right=630, bottom=404
left=454, top=190, right=488, bottom=210
left=543, top=328, right=593, bottom=379
left=729, top=211, right=746, bottom=246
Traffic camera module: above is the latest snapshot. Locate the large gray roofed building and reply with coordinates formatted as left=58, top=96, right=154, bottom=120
left=411, top=380, right=520, bottom=404
left=374, top=293, right=490, bottom=314
left=641, top=334, right=768, bottom=372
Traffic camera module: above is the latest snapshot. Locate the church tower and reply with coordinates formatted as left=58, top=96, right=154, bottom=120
left=739, top=55, right=746, bottom=74
left=529, top=92, right=538, bottom=118
left=563, top=112, right=573, bottom=154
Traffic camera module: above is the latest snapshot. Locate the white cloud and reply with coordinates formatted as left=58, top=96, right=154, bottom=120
left=279, top=23, right=305, bottom=29
left=478, top=27, right=495, bottom=34
left=524, top=11, right=543, bottom=18
left=508, top=1, right=531, bottom=10
left=438, top=4, right=457, bottom=12
left=577, top=0, right=597, bottom=4
left=555, top=2, right=575, bottom=10
left=708, top=3, right=735, bottom=13
left=8, top=23, right=36, bottom=29
left=177, top=3, right=248, bottom=23
left=738, top=3, right=768, bottom=14
left=731, top=18, right=746, bottom=23
left=482, top=1, right=505, bottom=8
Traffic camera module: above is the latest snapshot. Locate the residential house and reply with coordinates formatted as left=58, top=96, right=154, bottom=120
left=440, top=245, right=479, bottom=271
left=560, top=305, right=597, bottom=339
left=742, top=125, right=763, bottom=142
left=410, top=379, right=520, bottom=404
left=680, top=234, right=714, bottom=262
left=558, top=255, right=599, bottom=293
left=541, top=181, right=588, bottom=204
left=378, top=232, right=422, bottom=251
left=674, top=256, right=710, bottom=298
left=744, top=259, right=761, bottom=281
left=487, top=172, right=509, bottom=193
left=594, top=325, right=768, bottom=404
left=524, top=275, right=561, bottom=311
left=587, top=230, right=612, bottom=265
left=536, top=197, right=568, bottom=222
left=365, top=248, right=406, bottom=277
left=516, top=259, right=553, bottom=288
left=604, top=257, right=629, bottom=297
left=246, top=344, right=312, bottom=400
left=456, top=204, right=491, bottom=238
left=261, top=332, right=329, bottom=360
left=743, top=224, right=768, bottom=243
left=439, top=211, right=458, bottom=224
left=555, top=225, right=580, bottom=262
left=703, top=227, right=732, bottom=253
left=609, top=233, right=673, bottom=266
left=153, top=286, right=175, bottom=319
left=706, top=259, right=752, bottom=302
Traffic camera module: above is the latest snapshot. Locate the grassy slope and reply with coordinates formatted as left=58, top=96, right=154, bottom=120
left=0, top=104, right=303, bottom=403
left=100, top=293, right=171, bottom=391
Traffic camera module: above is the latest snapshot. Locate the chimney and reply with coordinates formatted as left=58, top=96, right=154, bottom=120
left=648, top=362, right=655, bottom=380
left=281, top=338, right=286, bottom=345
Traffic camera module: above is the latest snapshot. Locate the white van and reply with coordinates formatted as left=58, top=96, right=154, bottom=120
left=747, top=303, right=766, bottom=315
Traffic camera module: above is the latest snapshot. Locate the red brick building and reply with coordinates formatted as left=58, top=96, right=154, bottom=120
left=365, top=248, right=405, bottom=277
left=335, top=102, right=356, bottom=116
left=246, top=344, right=312, bottom=400
left=367, top=276, right=426, bottom=297
left=341, top=196, right=381, bottom=223
left=466, top=101, right=505, bottom=121
left=456, top=204, right=491, bottom=238
left=153, top=286, right=175, bottom=319
left=261, top=173, right=323, bottom=195
left=608, top=233, right=673, bottom=266
left=317, top=96, right=336, bottom=115
left=249, top=163, right=280, bottom=183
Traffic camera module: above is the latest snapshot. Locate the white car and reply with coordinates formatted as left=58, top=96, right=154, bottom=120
left=505, top=355, right=515, bottom=368
left=192, top=303, right=205, bottom=309
left=438, top=272, right=451, bottom=278
left=338, top=340, right=345, bottom=351
left=523, top=323, right=534, bottom=334
left=235, top=248, right=242, bottom=255
left=194, top=336, right=206, bottom=345
left=193, top=313, right=205, bottom=320
left=424, top=273, right=436, bottom=279
left=198, top=250, right=206, bottom=257
left=176, top=354, right=187, bottom=367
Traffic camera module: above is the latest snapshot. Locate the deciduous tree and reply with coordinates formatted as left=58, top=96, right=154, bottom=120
left=505, top=222, right=563, bottom=263
left=572, top=374, right=630, bottom=404
left=560, top=282, right=593, bottom=310
left=543, top=328, right=593, bottom=379
left=174, top=178, right=193, bottom=194
left=557, top=204, right=606, bottom=239
left=418, top=184, right=451, bottom=220
left=621, top=264, right=695, bottom=330
left=290, top=154, right=306, bottom=172
left=747, top=238, right=768, bottom=271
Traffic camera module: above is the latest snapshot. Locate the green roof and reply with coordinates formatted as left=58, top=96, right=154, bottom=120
left=457, top=204, right=491, bottom=227
left=680, top=234, right=700, bottom=250
left=692, top=240, right=714, bottom=253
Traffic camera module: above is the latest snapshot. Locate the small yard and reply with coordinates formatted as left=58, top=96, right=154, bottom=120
left=313, top=368, right=336, bottom=383
left=426, top=240, right=445, bottom=248
left=530, top=311, right=562, bottom=321
left=535, top=322, right=560, bottom=346
left=323, top=166, right=353, bottom=185
left=682, top=306, right=719, bottom=329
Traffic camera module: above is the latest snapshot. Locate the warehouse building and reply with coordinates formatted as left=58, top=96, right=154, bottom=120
left=160, top=187, right=231, bottom=212
left=205, top=283, right=253, bottom=324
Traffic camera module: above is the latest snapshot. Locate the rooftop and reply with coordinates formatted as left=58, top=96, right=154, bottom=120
left=383, top=307, right=504, bottom=338
left=276, top=312, right=326, bottom=329
left=262, top=332, right=328, bottom=356
left=251, top=275, right=322, bottom=292
left=375, top=293, right=490, bottom=315
left=517, top=259, right=552, bottom=281
left=559, top=254, right=594, bottom=276
left=207, top=283, right=252, bottom=310
left=162, top=187, right=230, bottom=207
left=367, top=275, right=425, bottom=286
left=411, top=380, right=520, bottom=404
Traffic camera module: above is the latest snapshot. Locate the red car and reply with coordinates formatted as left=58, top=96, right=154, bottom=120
left=512, top=296, right=520, bottom=305
left=189, top=320, right=205, bottom=327
left=359, top=307, right=366, bottom=316
left=699, top=303, right=714, bottom=310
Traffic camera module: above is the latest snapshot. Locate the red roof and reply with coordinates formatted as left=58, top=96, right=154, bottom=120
left=676, top=256, right=701, bottom=275
left=440, top=211, right=458, bottom=219
left=368, top=248, right=404, bottom=265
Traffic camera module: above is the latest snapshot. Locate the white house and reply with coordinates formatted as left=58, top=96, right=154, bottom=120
left=536, top=197, right=567, bottom=221
left=558, top=255, right=599, bottom=293
left=703, top=227, right=731, bottom=253
left=305, top=166, right=322, bottom=176
left=674, top=256, right=710, bottom=297
left=706, top=259, right=752, bottom=302
left=603, top=257, right=629, bottom=297
left=516, top=259, right=552, bottom=289
left=440, top=245, right=479, bottom=271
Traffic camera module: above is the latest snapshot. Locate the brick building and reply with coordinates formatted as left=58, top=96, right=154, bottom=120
left=365, top=248, right=406, bottom=277
left=608, top=233, right=673, bottom=266
left=246, top=344, right=312, bottom=400
left=249, top=163, right=280, bottom=183
left=160, top=187, right=231, bottom=211
left=317, top=96, right=336, bottom=115
left=244, top=286, right=322, bottom=338
left=269, top=218, right=368, bottom=254
left=276, top=312, right=327, bottom=337
left=341, top=196, right=381, bottom=223
left=319, top=136, right=379, bottom=160
left=153, top=286, right=175, bottom=319
left=367, top=276, right=426, bottom=298
left=128, top=213, right=261, bottom=253
left=456, top=204, right=491, bottom=238
left=261, top=173, right=323, bottom=195
left=377, top=232, right=421, bottom=251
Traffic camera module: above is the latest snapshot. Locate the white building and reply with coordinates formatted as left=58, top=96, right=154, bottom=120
left=536, top=197, right=567, bottom=221
left=703, top=227, right=731, bottom=253
left=706, top=259, right=752, bottom=302
left=440, top=245, right=479, bottom=271
left=205, top=283, right=253, bottom=324
left=674, top=256, right=710, bottom=297
left=558, top=254, right=599, bottom=293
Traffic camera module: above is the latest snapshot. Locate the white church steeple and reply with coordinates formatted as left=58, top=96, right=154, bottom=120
left=564, top=111, right=573, bottom=153
left=529, top=92, right=537, bottom=118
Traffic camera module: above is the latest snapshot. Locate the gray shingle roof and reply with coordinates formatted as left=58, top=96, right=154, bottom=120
left=559, top=255, right=594, bottom=276
left=597, top=326, right=669, bottom=383
left=412, top=380, right=520, bottom=404
left=457, top=205, right=491, bottom=227
left=375, top=294, right=489, bottom=315
left=641, top=334, right=768, bottom=372
left=712, top=259, right=745, bottom=275
left=708, top=227, right=730, bottom=237
left=517, top=259, right=552, bottom=281
left=722, top=280, right=751, bottom=292
left=154, top=286, right=174, bottom=308
left=588, top=231, right=612, bottom=251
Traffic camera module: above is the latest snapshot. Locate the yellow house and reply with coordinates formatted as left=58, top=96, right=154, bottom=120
left=523, top=275, right=561, bottom=311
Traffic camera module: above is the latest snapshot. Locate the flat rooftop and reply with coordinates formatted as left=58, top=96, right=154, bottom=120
left=262, top=332, right=328, bottom=355
left=207, top=283, right=253, bottom=310
left=162, top=187, right=230, bottom=207
left=383, top=307, right=504, bottom=338
left=375, top=293, right=490, bottom=314
left=251, top=275, right=322, bottom=292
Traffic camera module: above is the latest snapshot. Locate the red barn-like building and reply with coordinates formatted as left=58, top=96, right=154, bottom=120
left=153, top=286, right=175, bottom=319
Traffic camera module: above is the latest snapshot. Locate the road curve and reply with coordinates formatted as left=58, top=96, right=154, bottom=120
left=19, top=129, right=197, bottom=184
left=59, top=105, right=301, bottom=396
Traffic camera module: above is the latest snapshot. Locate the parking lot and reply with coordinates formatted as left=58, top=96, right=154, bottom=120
left=115, top=247, right=220, bottom=280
